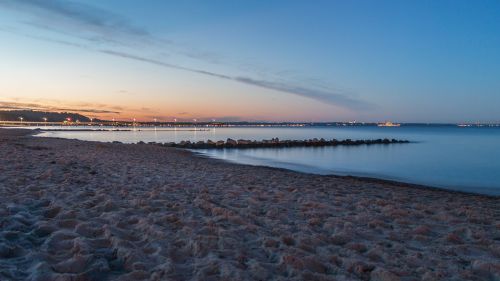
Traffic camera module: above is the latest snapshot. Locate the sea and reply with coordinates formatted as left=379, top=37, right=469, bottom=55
left=35, top=125, right=500, bottom=195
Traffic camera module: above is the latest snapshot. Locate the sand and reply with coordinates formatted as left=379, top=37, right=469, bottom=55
left=0, top=128, right=499, bottom=281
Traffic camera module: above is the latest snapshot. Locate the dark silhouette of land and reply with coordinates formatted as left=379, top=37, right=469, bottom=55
left=0, top=110, right=93, bottom=122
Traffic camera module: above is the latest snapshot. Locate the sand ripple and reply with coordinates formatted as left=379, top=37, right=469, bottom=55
left=0, top=129, right=499, bottom=280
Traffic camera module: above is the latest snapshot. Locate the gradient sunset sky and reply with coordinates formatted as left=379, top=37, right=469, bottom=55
left=1, top=0, right=499, bottom=122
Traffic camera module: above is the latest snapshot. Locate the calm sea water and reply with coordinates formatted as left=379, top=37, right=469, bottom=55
left=36, top=126, right=500, bottom=195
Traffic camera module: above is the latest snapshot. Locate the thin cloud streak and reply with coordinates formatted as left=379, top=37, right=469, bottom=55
left=0, top=0, right=374, bottom=110
left=101, top=50, right=373, bottom=109
left=234, top=77, right=373, bottom=110
left=0, top=0, right=151, bottom=41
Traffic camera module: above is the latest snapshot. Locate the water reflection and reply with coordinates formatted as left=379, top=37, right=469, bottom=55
left=36, top=126, right=500, bottom=195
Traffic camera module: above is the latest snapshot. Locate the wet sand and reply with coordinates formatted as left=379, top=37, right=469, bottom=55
left=1, top=129, right=499, bottom=281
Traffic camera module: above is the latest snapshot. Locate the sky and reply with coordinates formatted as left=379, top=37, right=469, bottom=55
left=0, top=0, right=499, bottom=123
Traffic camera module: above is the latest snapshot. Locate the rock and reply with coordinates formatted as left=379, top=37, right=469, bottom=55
left=237, top=139, right=251, bottom=145
left=179, top=140, right=191, bottom=148
left=195, top=141, right=205, bottom=148
left=226, top=138, right=237, bottom=147
left=169, top=137, right=410, bottom=149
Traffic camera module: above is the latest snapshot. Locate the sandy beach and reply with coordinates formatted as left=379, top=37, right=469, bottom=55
left=1, top=128, right=499, bottom=281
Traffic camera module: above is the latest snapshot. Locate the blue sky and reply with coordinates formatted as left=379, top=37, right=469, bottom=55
left=0, top=0, right=499, bottom=122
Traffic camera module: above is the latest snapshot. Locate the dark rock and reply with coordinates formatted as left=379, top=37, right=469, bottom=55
left=162, top=137, right=410, bottom=150
left=163, top=142, right=176, bottom=147
left=226, top=138, right=237, bottom=147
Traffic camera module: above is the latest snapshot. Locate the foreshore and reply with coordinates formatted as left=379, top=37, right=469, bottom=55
left=1, top=129, right=499, bottom=281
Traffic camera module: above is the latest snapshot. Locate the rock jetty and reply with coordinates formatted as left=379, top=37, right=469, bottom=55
left=145, top=137, right=410, bottom=149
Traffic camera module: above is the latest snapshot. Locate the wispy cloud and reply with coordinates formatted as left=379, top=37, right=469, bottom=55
left=234, top=77, right=372, bottom=110
left=99, top=50, right=232, bottom=80
left=0, top=0, right=152, bottom=45
left=0, top=0, right=373, bottom=110
left=100, top=50, right=371, bottom=109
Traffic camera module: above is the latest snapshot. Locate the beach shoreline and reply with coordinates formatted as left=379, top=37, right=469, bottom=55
left=35, top=128, right=498, bottom=197
left=190, top=149, right=499, bottom=198
left=1, top=128, right=499, bottom=280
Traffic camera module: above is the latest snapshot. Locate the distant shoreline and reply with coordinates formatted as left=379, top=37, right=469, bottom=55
left=32, top=128, right=212, bottom=132
left=2, top=122, right=500, bottom=128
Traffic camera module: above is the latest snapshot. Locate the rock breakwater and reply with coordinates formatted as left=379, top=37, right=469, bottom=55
left=142, top=137, right=410, bottom=149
